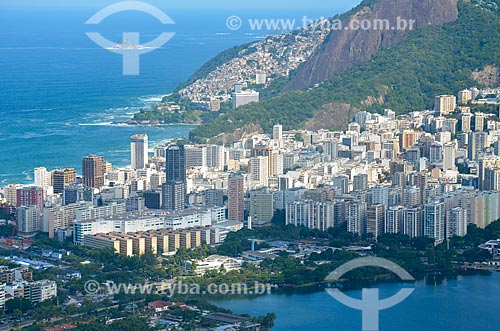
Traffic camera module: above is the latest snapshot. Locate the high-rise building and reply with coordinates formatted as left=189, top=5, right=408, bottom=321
left=34, top=167, right=51, bottom=188
left=408, top=172, right=428, bottom=204
left=185, top=145, right=207, bottom=167
left=17, top=205, right=40, bottom=235
left=484, top=167, right=500, bottom=191
left=285, top=200, right=336, bottom=231
left=353, top=174, right=368, bottom=192
left=203, top=189, right=224, bottom=207
left=442, top=142, right=457, bottom=171
left=82, top=155, right=105, bottom=189
left=324, top=140, right=339, bottom=160
left=478, top=156, right=500, bottom=191
left=333, top=175, right=350, bottom=195
left=16, top=186, right=44, bottom=214
left=366, top=204, right=385, bottom=239
left=436, top=131, right=451, bottom=143
left=165, top=145, right=186, bottom=183
left=370, top=185, right=390, bottom=206
left=278, top=176, right=290, bottom=191
left=405, top=148, right=421, bottom=164
left=468, top=132, right=488, bottom=161
left=424, top=201, right=446, bottom=245
left=429, top=143, right=443, bottom=165
left=206, top=145, right=226, bottom=170
left=403, top=186, right=421, bottom=207
left=447, top=207, right=467, bottom=238
left=252, top=145, right=274, bottom=176
left=389, top=160, right=408, bottom=176
left=256, top=72, right=267, bottom=85
left=273, top=124, right=283, bottom=141
left=461, top=114, right=472, bottom=132
left=25, top=280, right=57, bottom=304
left=232, top=90, right=259, bottom=109
left=475, top=113, right=486, bottom=132
left=51, top=168, right=76, bottom=194
left=347, top=202, right=366, bottom=236
left=249, top=191, right=274, bottom=227
left=442, top=119, right=458, bottom=134
left=162, top=181, right=185, bottom=211
left=400, top=130, right=417, bottom=149
left=3, top=184, right=22, bottom=205
left=249, top=156, right=269, bottom=187
left=228, top=173, right=244, bottom=222
left=142, top=190, right=162, bottom=210
left=494, top=140, right=500, bottom=156
left=63, top=184, right=93, bottom=205
left=150, top=173, right=166, bottom=190
left=386, top=206, right=405, bottom=234
left=434, top=95, right=456, bottom=116
left=0, top=284, right=5, bottom=312
left=130, top=134, right=149, bottom=170
left=273, top=153, right=284, bottom=176
left=403, top=207, right=423, bottom=238
left=283, top=153, right=298, bottom=170
left=384, top=109, right=396, bottom=120
left=458, top=89, right=473, bottom=104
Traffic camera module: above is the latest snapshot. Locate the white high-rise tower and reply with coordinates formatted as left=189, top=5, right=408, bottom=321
left=130, top=134, right=149, bottom=170
left=273, top=124, right=283, bottom=141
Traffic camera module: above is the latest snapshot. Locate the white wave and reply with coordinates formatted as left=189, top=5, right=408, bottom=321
left=216, top=32, right=231, bottom=35
left=105, top=107, right=130, bottom=112
left=108, top=149, right=129, bottom=154
left=22, top=170, right=33, bottom=181
left=149, top=138, right=176, bottom=149
left=18, top=106, right=67, bottom=113
left=79, top=122, right=113, bottom=126
left=139, top=95, right=164, bottom=103
left=18, top=132, right=57, bottom=139
left=78, top=122, right=133, bottom=127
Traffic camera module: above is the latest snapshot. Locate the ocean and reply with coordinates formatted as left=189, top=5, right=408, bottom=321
left=0, top=5, right=340, bottom=185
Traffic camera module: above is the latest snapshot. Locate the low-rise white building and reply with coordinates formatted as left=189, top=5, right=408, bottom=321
left=192, top=255, right=243, bottom=274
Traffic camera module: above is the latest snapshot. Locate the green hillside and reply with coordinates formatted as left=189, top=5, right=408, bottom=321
left=190, top=1, right=500, bottom=143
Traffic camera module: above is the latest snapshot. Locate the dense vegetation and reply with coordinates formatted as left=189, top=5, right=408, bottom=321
left=190, top=2, right=500, bottom=142
left=472, top=0, right=500, bottom=13
left=133, top=108, right=202, bottom=124
left=172, top=218, right=500, bottom=289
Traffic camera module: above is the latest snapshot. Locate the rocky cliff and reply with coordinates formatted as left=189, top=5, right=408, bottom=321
left=287, top=0, right=459, bottom=90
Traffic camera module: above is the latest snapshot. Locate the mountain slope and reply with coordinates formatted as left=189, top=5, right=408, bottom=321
left=287, top=0, right=459, bottom=90
left=189, top=1, right=500, bottom=143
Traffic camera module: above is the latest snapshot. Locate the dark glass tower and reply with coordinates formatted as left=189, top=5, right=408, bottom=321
left=165, top=145, right=186, bottom=183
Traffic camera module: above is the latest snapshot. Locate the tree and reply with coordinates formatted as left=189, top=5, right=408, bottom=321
left=6, top=298, right=32, bottom=313
left=255, top=312, right=277, bottom=330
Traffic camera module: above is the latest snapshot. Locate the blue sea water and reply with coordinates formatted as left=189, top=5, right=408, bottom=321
left=212, top=272, right=500, bottom=331
left=0, top=5, right=341, bottom=185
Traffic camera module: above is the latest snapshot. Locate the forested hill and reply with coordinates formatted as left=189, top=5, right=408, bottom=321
left=189, top=1, right=500, bottom=143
